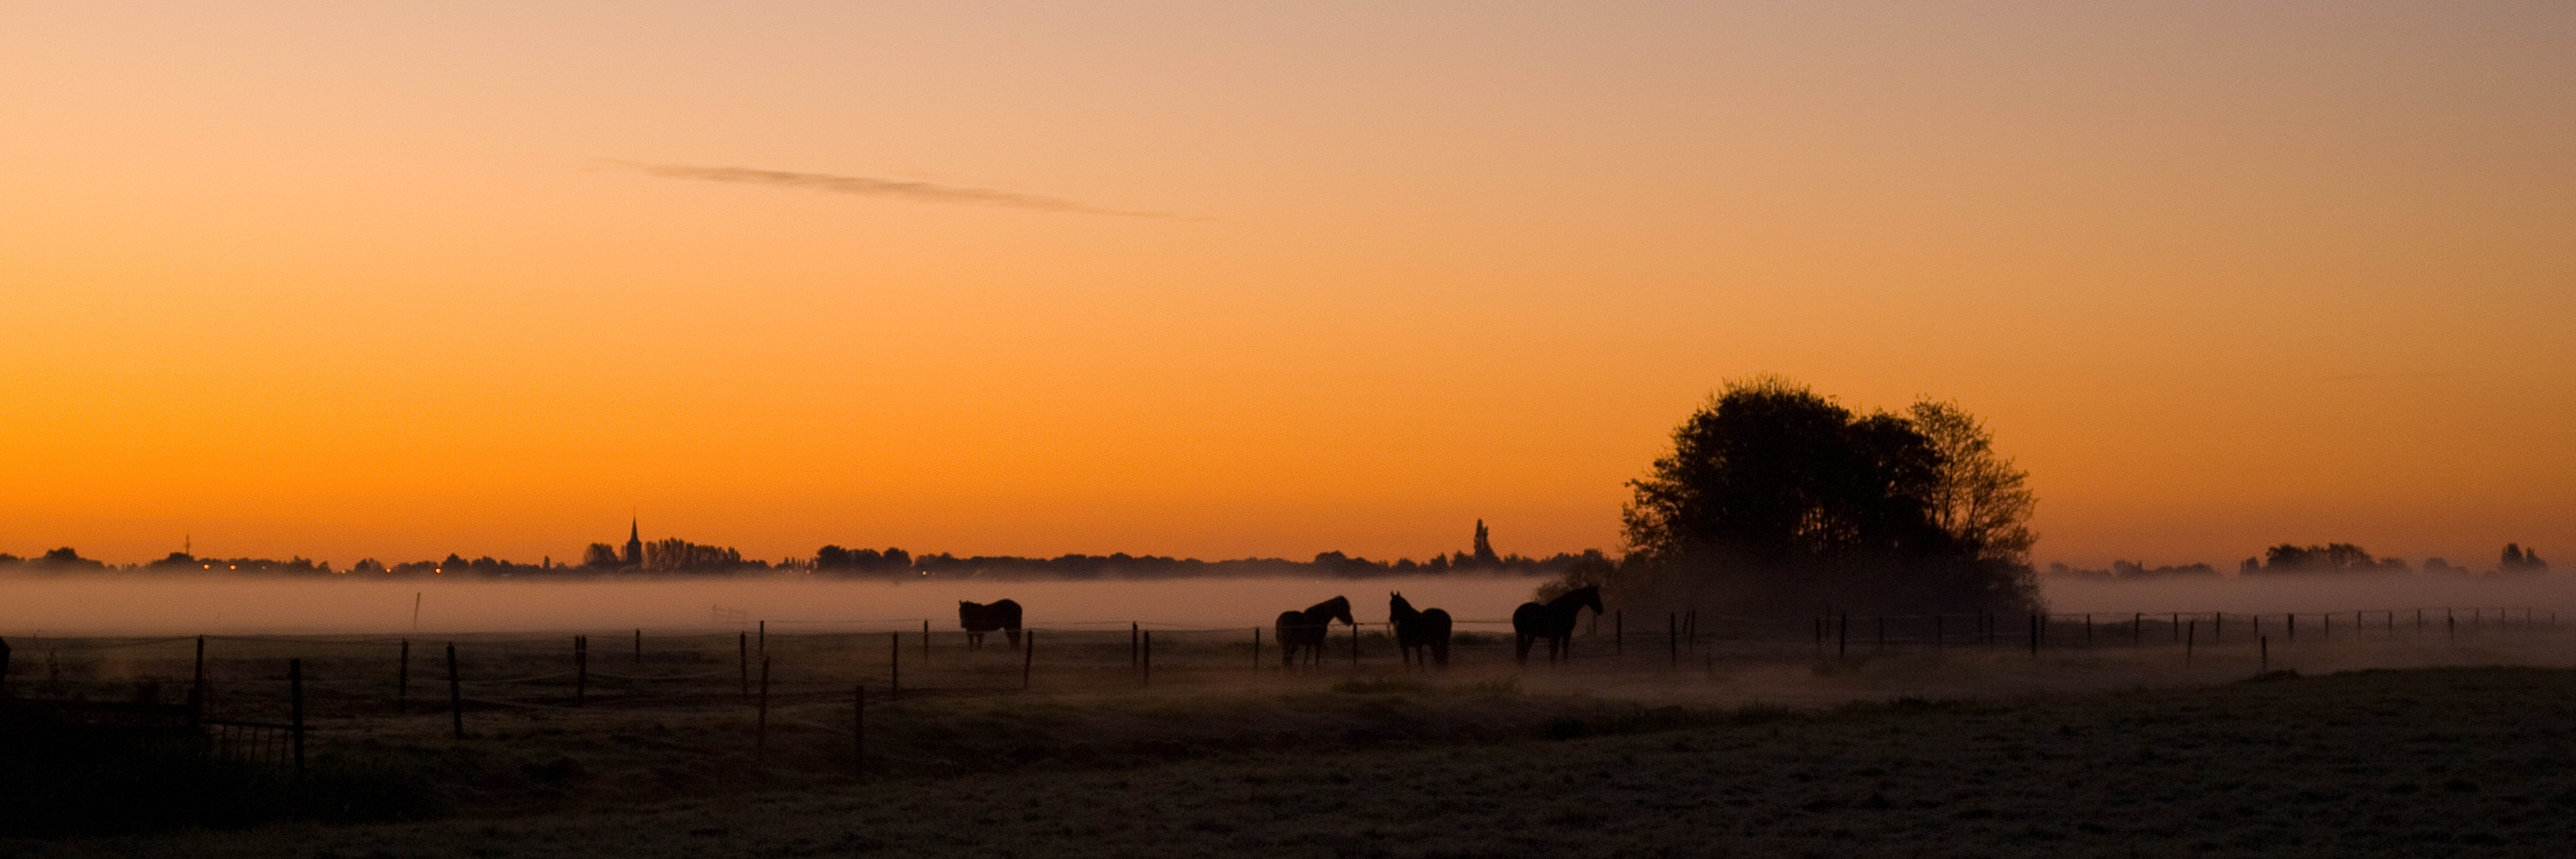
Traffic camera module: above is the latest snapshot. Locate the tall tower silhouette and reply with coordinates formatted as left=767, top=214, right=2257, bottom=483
left=623, top=518, right=644, bottom=567
left=1472, top=519, right=1499, bottom=566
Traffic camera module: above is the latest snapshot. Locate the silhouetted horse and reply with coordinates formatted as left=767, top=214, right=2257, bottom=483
left=1512, top=586, right=1603, bottom=665
left=1274, top=596, right=1354, bottom=668
left=1389, top=592, right=1452, bottom=668
left=958, top=599, right=1023, bottom=649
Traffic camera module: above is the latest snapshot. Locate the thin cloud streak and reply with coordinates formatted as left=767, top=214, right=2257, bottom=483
left=601, top=160, right=1176, bottom=218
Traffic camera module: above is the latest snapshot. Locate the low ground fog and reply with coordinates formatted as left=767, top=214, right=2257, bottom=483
left=0, top=575, right=1556, bottom=636
left=4, top=570, right=2570, bottom=637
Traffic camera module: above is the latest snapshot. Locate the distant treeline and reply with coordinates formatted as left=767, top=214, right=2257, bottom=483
left=823, top=547, right=1608, bottom=580
left=2048, top=542, right=2551, bottom=580
left=0, top=543, right=1607, bottom=581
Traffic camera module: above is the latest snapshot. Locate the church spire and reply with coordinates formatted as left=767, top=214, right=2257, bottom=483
left=623, top=517, right=644, bottom=567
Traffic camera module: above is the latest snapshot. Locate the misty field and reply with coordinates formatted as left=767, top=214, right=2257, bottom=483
left=8, top=620, right=2576, bottom=856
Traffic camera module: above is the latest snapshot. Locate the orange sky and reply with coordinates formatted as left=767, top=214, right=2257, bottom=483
left=3, top=2, right=2569, bottom=569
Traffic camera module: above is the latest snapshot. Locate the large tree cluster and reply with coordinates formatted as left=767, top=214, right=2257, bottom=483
left=1603, top=377, right=2039, bottom=617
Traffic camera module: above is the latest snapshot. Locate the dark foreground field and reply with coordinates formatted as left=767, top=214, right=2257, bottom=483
left=10, top=663, right=2576, bottom=858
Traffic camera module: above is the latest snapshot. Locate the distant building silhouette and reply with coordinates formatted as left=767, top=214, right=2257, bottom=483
left=1472, top=519, right=1499, bottom=566
left=623, top=518, right=644, bottom=567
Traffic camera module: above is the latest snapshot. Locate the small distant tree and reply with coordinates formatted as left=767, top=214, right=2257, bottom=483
left=2249, top=543, right=2407, bottom=574
left=643, top=538, right=746, bottom=572
left=580, top=543, right=623, bottom=568
left=2501, top=543, right=2549, bottom=575
left=36, top=547, right=103, bottom=570
left=1471, top=520, right=1500, bottom=566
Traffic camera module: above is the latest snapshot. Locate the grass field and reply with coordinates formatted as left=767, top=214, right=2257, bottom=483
left=7, top=624, right=2576, bottom=856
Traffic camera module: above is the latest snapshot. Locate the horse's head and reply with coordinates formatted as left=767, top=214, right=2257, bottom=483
left=1558, top=585, right=1603, bottom=616
left=1327, top=595, right=1356, bottom=626
left=1389, top=592, right=1412, bottom=614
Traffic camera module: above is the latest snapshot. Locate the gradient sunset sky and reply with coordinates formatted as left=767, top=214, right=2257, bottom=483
left=4, top=2, right=2569, bottom=569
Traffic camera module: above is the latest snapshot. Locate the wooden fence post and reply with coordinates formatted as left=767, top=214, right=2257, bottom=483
left=2185, top=620, right=2195, bottom=664
left=739, top=632, right=750, bottom=699
left=2084, top=614, right=2093, bottom=647
left=574, top=635, right=587, bottom=707
left=1022, top=630, right=1035, bottom=690
left=289, top=658, right=306, bottom=787
left=2287, top=613, right=2295, bottom=642
left=1349, top=622, right=1359, bottom=667
left=1144, top=630, right=1154, bottom=685
left=756, top=656, right=771, bottom=763
left=2260, top=636, right=2269, bottom=673
left=2028, top=613, right=2039, bottom=656
left=2133, top=613, right=2142, bottom=646
left=1130, top=622, right=1139, bottom=668
left=446, top=643, right=463, bottom=740
left=397, top=639, right=409, bottom=714
left=1251, top=627, right=1261, bottom=672
left=190, top=635, right=206, bottom=722
left=635, top=628, right=642, bottom=664
left=889, top=632, right=901, bottom=699
left=921, top=620, right=929, bottom=664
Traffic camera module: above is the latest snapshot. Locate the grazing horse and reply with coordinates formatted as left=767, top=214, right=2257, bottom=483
left=1389, top=592, right=1452, bottom=668
left=957, top=599, right=1023, bottom=650
left=1274, top=596, right=1354, bottom=668
left=1512, top=586, right=1603, bottom=665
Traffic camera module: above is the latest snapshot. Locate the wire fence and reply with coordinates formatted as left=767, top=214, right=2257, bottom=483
left=3, top=604, right=2561, bottom=756
left=4, top=603, right=2564, bottom=783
